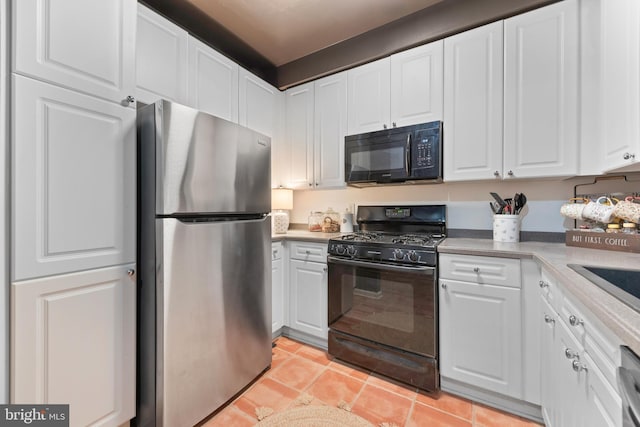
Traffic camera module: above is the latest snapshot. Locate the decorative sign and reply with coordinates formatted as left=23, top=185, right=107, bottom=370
left=566, top=230, right=640, bottom=253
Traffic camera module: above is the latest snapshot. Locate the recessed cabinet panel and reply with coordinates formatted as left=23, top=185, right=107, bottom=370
left=504, top=0, right=578, bottom=178
left=439, top=279, right=522, bottom=397
left=136, top=3, right=188, bottom=104
left=347, top=57, right=390, bottom=135
left=12, top=265, right=135, bottom=426
left=188, top=37, right=239, bottom=123
left=285, top=83, right=314, bottom=189
left=314, top=73, right=347, bottom=188
left=13, top=75, right=135, bottom=280
left=390, top=40, right=443, bottom=127
left=443, top=21, right=503, bottom=181
left=14, top=0, right=136, bottom=105
left=289, top=259, right=327, bottom=339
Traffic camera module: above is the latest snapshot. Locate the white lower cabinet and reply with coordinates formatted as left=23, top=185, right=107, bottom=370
left=12, top=265, right=136, bottom=427
left=439, top=278, right=522, bottom=397
left=287, top=241, right=328, bottom=340
left=271, top=242, right=285, bottom=334
left=539, top=270, right=622, bottom=427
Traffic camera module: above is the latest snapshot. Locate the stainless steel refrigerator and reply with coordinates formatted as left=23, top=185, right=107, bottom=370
left=136, top=100, right=272, bottom=427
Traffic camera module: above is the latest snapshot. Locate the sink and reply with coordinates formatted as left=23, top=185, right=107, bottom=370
left=568, top=264, right=640, bottom=313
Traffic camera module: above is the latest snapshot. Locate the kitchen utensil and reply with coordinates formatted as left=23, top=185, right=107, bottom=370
left=612, top=196, right=640, bottom=224
left=582, top=196, right=616, bottom=224
left=516, top=193, right=527, bottom=214
left=560, top=197, right=589, bottom=220
left=504, top=198, right=513, bottom=214
left=489, top=202, right=499, bottom=214
left=490, top=192, right=507, bottom=213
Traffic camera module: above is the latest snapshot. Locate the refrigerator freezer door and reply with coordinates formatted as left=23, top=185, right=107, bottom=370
left=157, top=217, right=271, bottom=426
left=138, top=100, right=271, bottom=215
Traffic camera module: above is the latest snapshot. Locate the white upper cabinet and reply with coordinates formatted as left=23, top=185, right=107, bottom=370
left=13, top=0, right=136, bottom=107
left=314, top=72, right=347, bottom=189
left=443, top=21, right=504, bottom=181
left=347, top=57, right=390, bottom=135
left=188, top=37, right=239, bottom=123
left=581, top=0, right=640, bottom=174
left=239, top=68, right=284, bottom=187
left=136, top=3, right=188, bottom=105
left=348, top=42, right=443, bottom=135
left=12, top=75, right=136, bottom=281
left=504, top=0, right=579, bottom=179
left=285, top=82, right=314, bottom=189
left=390, top=40, right=443, bottom=128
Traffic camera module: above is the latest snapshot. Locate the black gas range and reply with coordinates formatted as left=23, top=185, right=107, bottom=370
left=326, top=205, right=446, bottom=392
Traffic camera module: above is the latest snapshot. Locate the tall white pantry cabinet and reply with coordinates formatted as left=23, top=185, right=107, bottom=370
left=10, top=1, right=137, bottom=426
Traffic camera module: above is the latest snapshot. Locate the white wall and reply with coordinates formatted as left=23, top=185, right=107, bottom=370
left=291, top=177, right=623, bottom=233
left=0, top=0, right=9, bottom=404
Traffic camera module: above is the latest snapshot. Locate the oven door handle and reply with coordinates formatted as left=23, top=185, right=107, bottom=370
left=327, top=256, right=435, bottom=274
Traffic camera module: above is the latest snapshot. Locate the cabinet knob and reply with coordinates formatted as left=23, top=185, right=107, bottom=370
left=494, top=171, right=500, bottom=177
left=383, top=124, right=388, bottom=129
left=473, top=267, right=480, bottom=273
left=392, top=122, right=397, bottom=128
left=122, top=95, right=135, bottom=106
left=308, top=183, right=312, bottom=187
left=441, top=283, right=447, bottom=289
left=544, top=314, right=555, bottom=324
left=568, top=314, right=583, bottom=327
left=507, top=170, right=514, bottom=176
left=623, top=152, right=636, bottom=160
left=305, top=250, right=311, bottom=254
left=315, top=182, right=319, bottom=186
left=127, top=269, right=135, bottom=277
left=539, top=280, right=549, bottom=289
left=564, top=347, right=579, bottom=359
left=323, top=267, right=328, bottom=272
left=572, top=360, right=588, bottom=373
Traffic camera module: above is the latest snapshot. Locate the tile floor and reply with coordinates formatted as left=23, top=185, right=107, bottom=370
left=203, top=337, right=542, bottom=427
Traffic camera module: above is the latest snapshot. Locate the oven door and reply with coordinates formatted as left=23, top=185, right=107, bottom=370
left=345, top=132, right=410, bottom=183
left=327, top=256, right=436, bottom=357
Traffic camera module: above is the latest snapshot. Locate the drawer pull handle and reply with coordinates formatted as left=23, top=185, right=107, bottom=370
left=539, top=280, right=549, bottom=289
left=565, top=348, right=579, bottom=359
left=127, top=269, right=135, bottom=277
left=544, top=315, right=555, bottom=324
left=305, top=250, right=311, bottom=254
left=569, top=315, right=584, bottom=327
left=572, top=360, right=588, bottom=373
left=473, top=267, right=480, bottom=273
left=441, top=283, right=447, bottom=289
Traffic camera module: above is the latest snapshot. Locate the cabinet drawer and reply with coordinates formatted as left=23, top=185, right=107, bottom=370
left=539, top=269, right=563, bottom=313
left=559, top=293, right=587, bottom=345
left=289, top=241, right=327, bottom=263
left=439, top=254, right=521, bottom=288
left=271, top=242, right=283, bottom=261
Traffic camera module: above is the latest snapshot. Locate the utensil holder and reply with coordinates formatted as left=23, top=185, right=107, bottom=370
left=493, top=215, right=521, bottom=242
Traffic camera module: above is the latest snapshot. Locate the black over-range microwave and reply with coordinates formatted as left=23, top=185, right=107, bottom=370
left=344, top=121, right=442, bottom=187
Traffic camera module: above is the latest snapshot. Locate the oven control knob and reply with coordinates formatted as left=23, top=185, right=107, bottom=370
left=393, top=249, right=404, bottom=260
left=335, top=245, right=346, bottom=255
left=346, top=245, right=356, bottom=256
left=408, top=251, right=419, bottom=262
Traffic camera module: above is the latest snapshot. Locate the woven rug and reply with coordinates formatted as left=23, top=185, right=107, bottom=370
left=254, top=405, right=374, bottom=427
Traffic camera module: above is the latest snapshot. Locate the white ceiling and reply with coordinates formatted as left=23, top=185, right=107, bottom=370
left=185, top=0, right=443, bottom=66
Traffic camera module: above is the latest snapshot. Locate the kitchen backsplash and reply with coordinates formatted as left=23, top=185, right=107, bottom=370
left=291, top=177, right=615, bottom=233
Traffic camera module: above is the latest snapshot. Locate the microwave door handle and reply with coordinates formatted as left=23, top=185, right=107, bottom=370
left=405, top=133, right=411, bottom=176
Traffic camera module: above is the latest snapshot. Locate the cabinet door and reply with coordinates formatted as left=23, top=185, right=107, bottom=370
left=504, top=0, right=578, bottom=178
left=136, top=3, right=188, bottom=105
left=443, top=21, right=504, bottom=182
left=289, top=259, right=327, bottom=339
left=347, top=57, right=390, bottom=134
left=188, top=37, right=239, bottom=122
left=554, top=318, right=588, bottom=427
left=14, top=0, right=136, bottom=106
left=597, top=0, right=640, bottom=173
left=12, top=265, right=136, bottom=426
left=12, top=75, right=135, bottom=281
left=390, top=40, right=443, bottom=127
left=272, top=243, right=284, bottom=334
left=439, top=279, right=522, bottom=397
left=540, top=297, right=558, bottom=427
left=239, top=69, right=284, bottom=187
left=285, top=83, right=314, bottom=189
left=314, top=72, right=347, bottom=189
left=584, top=353, right=622, bottom=427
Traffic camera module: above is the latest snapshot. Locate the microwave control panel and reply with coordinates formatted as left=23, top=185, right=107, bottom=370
left=412, top=128, right=440, bottom=177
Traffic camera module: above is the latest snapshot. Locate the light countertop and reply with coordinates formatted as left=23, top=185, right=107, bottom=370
left=440, top=238, right=640, bottom=356
left=271, top=229, right=343, bottom=243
